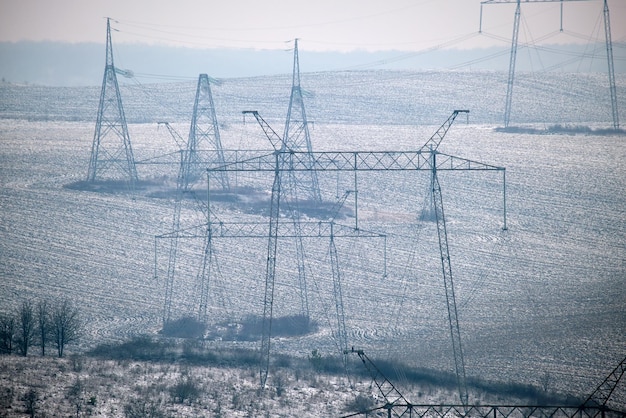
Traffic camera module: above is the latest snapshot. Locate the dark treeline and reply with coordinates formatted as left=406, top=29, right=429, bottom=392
left=0, top=298, right=82, bottom=358
left=89, top=335, right=580, bottom=406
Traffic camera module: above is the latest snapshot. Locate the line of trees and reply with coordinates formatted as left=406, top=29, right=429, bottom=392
left=0, top=298, right=82, bottom=358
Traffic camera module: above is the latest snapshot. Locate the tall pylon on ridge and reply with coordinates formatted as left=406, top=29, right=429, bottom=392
left=184, top=74, right=229, bottom=191
left=87, top=17, right=137, bottom=184
left=481, top=0, right=619, bottom=129
left=283, top=39, right=322, bottom=203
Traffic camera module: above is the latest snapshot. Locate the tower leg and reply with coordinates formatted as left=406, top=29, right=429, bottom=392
left=504, top=0, right=521, bottom=128
left=603, top=0, right=619, bottom=129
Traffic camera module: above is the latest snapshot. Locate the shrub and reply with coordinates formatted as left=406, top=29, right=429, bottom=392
left=0, top=386, right=14, bottom=414
left=161, top=317, right=206, bottom=339
left=89, top=335, right=171, bottom=361
left=344, top=394, right=375, bottom=414
left=170, top=376, right=201, bottom=405
left=124, top=399, right=167, bottom=418
left=231, top=315, right=318, bottom=341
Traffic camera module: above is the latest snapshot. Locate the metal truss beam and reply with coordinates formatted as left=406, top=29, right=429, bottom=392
left=504, top=0, right=521, bottom=128
left=341, top=404, right=626, bottom=418
left=259, top=153, right=282, bottom=388
left=209, top=150, right=504, bottom=173
left=156, top=221, right=385, bottom=240
left=583, top=354, right=626, bottom=409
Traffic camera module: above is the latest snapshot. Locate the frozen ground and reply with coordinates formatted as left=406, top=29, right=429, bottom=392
left=0, top=70, right=625, bottom=407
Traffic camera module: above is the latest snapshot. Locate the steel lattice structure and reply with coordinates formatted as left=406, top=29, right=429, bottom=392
left=203, top=137, right=506, bottom=391
left=480, top=0, right=619, bottom=129
left=342, top=350, right=626, bottom=418
left=341, top=403, right=626, bottom=418
left=161, top=74, right=229, bottom=324
left=283, top=39, right=322, bottom=203
left=185, top=74, right=230, bottom=191
left=432, top=154, right=468, bottom=406
left=87, top=17, right=137, bottom=184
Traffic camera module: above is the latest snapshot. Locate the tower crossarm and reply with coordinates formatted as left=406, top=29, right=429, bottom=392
left=156, top=221, right=385, bottom=240
left=208, top=150, right=504, bottom=172
left=157, top=122, right=186, bottom=150
left=419, top=110, right=469, bottom=153
left=243, top=110, right=285, bottom=152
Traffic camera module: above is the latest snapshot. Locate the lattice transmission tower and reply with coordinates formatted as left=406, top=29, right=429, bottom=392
left=205, top=119, right=507, bottom=390
left=161, top=73, right=229, bottom=324
left=184, top=74, right=229, bottom=191
left=87, top=17, right=137, bottom=184
left=480, top=0, right=620, bottom=129
left=283, top=39, right=322, bottom=203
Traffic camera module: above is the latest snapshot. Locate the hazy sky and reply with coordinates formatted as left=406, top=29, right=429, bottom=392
left=1, top=0, right=624, bottom=52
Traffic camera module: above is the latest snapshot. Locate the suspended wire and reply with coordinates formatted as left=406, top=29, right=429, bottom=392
left=388, top=188, right=430, bottom=333
left=105, top=6, right=625, bottom=94
left=309, top=240, right=344, bottom=356
left=131, top=72, right=197, bottom=82
left=459, top=231, right=508, bottom=311
left=330, top=32, right=483, bottom=71
left=115, top=15, right=487, bottom=74
left=112, top=43, right=199, bottom=125
left=448, top=47, right=512, bottom=70
left=112, top=20, right=287, bottom=48
left=114, top=2, right=430, bottom=44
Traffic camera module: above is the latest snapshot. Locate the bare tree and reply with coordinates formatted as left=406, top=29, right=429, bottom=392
left=16, top=300, right=36, bottom=356
left=0, top=313, right=15, bottom=355
left=51, top=299, right=82, bottom=358
left=36, top=299, right=50, bottom=356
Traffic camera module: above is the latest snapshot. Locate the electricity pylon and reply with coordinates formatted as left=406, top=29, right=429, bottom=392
left=281, top=39, right=321, bottom=327
left=207, top=121, right=507, bottom=390
left=283, top=39, right=322, bottom=203
left=480, top=0, right=619, bottom=129
left=162, top=73, right=228, bottom=324
left=87, top=17, right=137, bottom=184
left=185, top=74, right=229, bottom=191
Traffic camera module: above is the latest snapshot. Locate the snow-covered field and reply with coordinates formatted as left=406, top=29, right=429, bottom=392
left=0, top=70, right=624, bottom=406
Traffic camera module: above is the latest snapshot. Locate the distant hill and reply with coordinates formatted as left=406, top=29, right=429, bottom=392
left=0, top=41, right=622, bottom=87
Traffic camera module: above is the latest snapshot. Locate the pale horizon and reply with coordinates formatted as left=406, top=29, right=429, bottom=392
left=1, top=0, right=624, bottom=52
